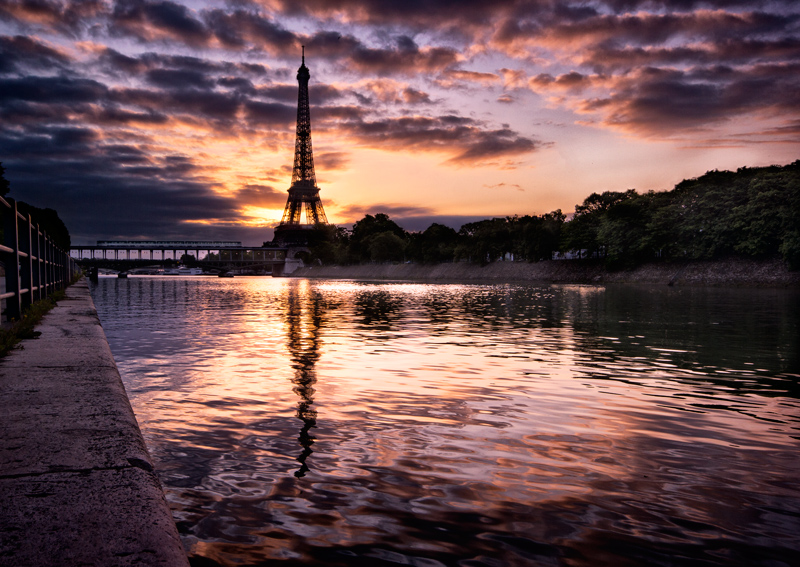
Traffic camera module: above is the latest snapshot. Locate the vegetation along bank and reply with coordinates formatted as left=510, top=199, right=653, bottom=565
left=295, top=160, right=800, bottom=279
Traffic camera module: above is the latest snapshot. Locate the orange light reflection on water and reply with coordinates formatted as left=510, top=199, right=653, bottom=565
left=92, top=277, right=800, bottom=566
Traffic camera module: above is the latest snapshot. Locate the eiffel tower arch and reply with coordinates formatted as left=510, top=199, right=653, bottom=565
left=273, top=47, right=329, bottom=246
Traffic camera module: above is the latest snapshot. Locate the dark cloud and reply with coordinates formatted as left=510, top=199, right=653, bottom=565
left=269, top=0, right=519, bottom=28
left=578, top=63, right=800, bottom=135
left=98, top=49, right=270, bottom=79
left=244, top=100, right=294, bottom=126
left=0, top=34, right=70, bottom=73
left=342, top=115, right=540, bottom=164
left=203, top=8, right=298, bottom=51
left=348, top=43, right=459, bottom=76
left=536, top=10, right=796, bottom=47
left=236, top=184, right=286, bottom=207
left=0, top=129, right=259, bottom=244
left=110, top=0, right=211, bottom=46
left=583, top=38, right=800, bottom=71
left=0, top=0, right=108, bottom=36
left=108, top=86, right=244, bottom=127
left=0, top=75, right=108, bottom=103
left=146, top=67, right=216, bottom=89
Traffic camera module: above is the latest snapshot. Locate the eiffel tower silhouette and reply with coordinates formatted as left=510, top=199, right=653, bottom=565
left=273, top=47, right=329, bottom=245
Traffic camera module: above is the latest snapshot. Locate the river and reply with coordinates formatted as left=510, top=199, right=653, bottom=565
left=89, top=276, right=800, bottom=567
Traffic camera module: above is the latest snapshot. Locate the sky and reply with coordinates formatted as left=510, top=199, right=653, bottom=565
left=1, top=0, right=798, bottom=246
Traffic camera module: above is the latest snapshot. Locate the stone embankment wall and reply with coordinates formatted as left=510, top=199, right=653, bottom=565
left=0, top=279, right=189, bottom=567
left=292, top=258, right=800, bottom=287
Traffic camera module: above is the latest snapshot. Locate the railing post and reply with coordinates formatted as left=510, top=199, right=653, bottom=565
left=57, top=246, right=65, bottom=290
left=50, top=234, right=55, bottom=291
left=44, top=232, right=56, bottom=293
left=2, top=199, right=22, bottom=320
left=20, top=213, right=33, bottom=314
left=32, top=223, right=41, bottom=302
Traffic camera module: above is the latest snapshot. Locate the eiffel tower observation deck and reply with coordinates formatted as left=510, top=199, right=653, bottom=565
left=273, top=47, right=329, bottom=246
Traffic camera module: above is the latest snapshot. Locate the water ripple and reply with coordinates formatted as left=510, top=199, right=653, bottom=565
left=91, top=277, right=800, bottom=566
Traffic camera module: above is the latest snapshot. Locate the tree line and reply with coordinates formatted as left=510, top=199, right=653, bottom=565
left=300, top=160, right=800, bottom=269
left=1, top=162, right=72, bottom=252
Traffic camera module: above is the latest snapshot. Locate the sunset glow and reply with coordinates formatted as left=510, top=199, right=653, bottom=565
left=1, top=0, right=798, bottom=244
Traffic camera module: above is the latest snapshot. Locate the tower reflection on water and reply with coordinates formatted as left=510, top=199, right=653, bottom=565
left=284, top=282, right=324, bottom=478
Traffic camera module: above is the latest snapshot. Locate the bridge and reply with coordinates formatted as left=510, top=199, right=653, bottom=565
left=71, top=241, right=301, bottom=276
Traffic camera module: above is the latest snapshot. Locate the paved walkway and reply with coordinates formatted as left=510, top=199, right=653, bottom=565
left=0, top=279, right=189, bottom=566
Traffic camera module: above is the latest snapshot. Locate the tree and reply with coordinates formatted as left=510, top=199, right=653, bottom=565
left=562, top=190, right=636, bottom=259
left=349, top=213, right=407, bottom=262
left=458, top=218, right=513, bottom=263
left=368, top=231, right=406, bottom=263
left=514, top=211, right=565, bottom=262
left=0, top=162, right=9, bottom=197
left=305, top=224, right=351, bottom=265
left=407, top=223, right=460, bottom=263
left=15, top=202, right=71, bottom=250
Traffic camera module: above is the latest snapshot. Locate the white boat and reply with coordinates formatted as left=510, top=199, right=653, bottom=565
left=177, top=267, right=204, bottom=275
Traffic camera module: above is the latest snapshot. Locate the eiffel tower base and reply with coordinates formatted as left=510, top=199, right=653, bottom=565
left=273, top=224, right=320, bottom=246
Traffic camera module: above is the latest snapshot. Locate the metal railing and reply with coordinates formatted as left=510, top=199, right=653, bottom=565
left=1, top=196, right=80, bottom=322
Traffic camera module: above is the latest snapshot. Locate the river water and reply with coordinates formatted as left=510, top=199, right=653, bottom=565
left=89, top=276, right=800, bottom=567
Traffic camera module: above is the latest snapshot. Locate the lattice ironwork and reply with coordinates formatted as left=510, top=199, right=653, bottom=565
left=278, top=47, right=328, bottom=229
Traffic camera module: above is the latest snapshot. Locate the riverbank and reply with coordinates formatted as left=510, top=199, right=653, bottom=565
left=291, top=257, right=800, bottom=287
left=0, top=279, right=189, bottom=567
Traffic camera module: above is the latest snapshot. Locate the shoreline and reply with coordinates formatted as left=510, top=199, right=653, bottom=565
left=0, top=279, right=189, bottom=566
left=290, top=257, right=800, bottom=288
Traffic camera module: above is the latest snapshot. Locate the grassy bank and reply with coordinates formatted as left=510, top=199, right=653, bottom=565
left=291, top=257, right=800, bottom=287
left=0, top=290, right=66, bottom=357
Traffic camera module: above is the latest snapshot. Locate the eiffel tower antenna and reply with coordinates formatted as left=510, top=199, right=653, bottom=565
left=274, top=47, right=328, bottom=244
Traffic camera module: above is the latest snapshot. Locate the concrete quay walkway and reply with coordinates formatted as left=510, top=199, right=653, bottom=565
left=0, top=279, right=189, bottom=567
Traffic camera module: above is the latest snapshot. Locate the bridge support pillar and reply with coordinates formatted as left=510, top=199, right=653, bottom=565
left=274, top=247, right=306, bottom=276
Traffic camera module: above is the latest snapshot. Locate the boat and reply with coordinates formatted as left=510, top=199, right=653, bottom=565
left=218, top=272, right=234, bottom=278
left=177, top=267, right=204, bottom=275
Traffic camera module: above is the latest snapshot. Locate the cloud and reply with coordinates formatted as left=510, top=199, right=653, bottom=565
left=110, top=0, right=211, bottom=46
left=0, top=0, right=108, bottom=36
left=335, top=202, right=435, bottom=222
left=267, top=0, right=515, bottom=29
left=243, top=100, right=295, bottom=126
left=440, top=69, right=500, bottom=86
left=573, top=64, right=800, bottom=136
left=356, top=79, right=432, bottom=105
left=0, top=34, right=71, bottom=73
left=345, top=41, right=460, bottom=76
left=236, top=184, right=287, bottom=207
left=1, top=0, right=797, bottom=245
left=484, top=182, right=524, bottom=191
left=316, top=151, right=350, bottom=171
left=340, top=114, right=540, bottom=165
left=499, top=68, right=526, bottom=89
left=529, top=72, right=597, bottom=94
left=203, top=8, right=298, bottom=51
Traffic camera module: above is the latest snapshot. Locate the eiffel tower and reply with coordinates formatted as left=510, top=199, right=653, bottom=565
left=273, top=47, right=329, bottom=245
